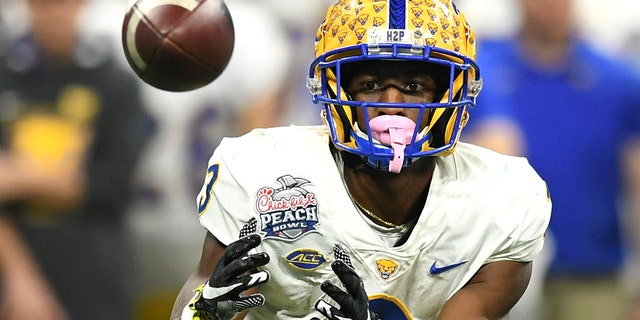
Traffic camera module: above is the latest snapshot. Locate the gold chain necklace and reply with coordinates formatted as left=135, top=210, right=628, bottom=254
left=352, top=198, right=401, bottom=228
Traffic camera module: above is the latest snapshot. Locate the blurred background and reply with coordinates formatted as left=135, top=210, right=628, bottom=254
left=0, top=0, right=638, bottom=319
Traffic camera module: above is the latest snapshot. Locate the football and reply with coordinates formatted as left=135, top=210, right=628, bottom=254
left=122, top=0, right=235, bottom=92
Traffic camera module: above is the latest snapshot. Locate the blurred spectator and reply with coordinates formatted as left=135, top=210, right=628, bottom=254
left=126, top=1, right=293, bottom=318
left=463, top=0, right=640, bottom=319
left=0, top=3, right=64, bottom=319
left=0, top=0, right=149, bottom=319
left=0, top=215, right=68, bottom=320
left=249, top=0, right=334, bottom=126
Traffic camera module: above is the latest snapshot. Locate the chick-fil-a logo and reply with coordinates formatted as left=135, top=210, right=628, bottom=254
left=256, top=189, right=318, bottom=213
left=256, top=175, right=320, bottom=241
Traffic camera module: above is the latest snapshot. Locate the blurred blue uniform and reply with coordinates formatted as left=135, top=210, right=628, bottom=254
left=467, top=37, right=640, bottom=277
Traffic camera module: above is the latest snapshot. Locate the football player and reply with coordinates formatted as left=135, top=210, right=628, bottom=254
left=171, top=0, right=551, bottom=319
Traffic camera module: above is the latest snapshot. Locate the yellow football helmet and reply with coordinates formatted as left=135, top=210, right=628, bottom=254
left=307, top=0, right=482, bottom=172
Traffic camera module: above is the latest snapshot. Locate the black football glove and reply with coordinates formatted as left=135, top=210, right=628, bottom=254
left=194, top=234, right=270, bottom=320
left=312, top=260, right=380, bottom=320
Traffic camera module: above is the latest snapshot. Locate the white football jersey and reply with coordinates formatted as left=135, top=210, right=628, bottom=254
left=197, top=125, right=551, bottom=320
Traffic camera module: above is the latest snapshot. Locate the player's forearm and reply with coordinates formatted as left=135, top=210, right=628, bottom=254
left=437, top=289, right=494, bottom=320
left=171, top=272, right=206, bottom=320
left=438, top=261, right=530, bottom=320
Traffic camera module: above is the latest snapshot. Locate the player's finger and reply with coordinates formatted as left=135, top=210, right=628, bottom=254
left=236, top=270, right=270, bottom=290
left=202, top=270, right=269, bottom=304
left=331, top=260, right=365, bottom=298
left=223, top=234, right=262, bottom=263
left=232, top=293, right=266, bottom=311
left=211, top=267, right=270, bottom=295
left=314, top=299, right=344, bottom=319
left=320, top=280, right=355, bottom=309
left=220, top=252, right=270, bottom=281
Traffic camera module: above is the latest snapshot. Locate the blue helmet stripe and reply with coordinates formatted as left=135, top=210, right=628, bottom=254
left=389, top=0, right=406, bottom=29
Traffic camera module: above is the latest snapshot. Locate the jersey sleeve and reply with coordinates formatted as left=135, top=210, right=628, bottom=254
left=486, top=159, right=552, bottom=263
left=196, top=137, right=254, bottom=246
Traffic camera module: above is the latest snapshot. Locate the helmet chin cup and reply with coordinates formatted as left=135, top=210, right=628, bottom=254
left=369, top=116, right=416, bottom=173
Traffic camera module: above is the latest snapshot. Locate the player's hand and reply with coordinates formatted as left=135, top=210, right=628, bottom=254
left=312, top=260, right=380, bottom=320
left=194, top=234, right=270, bottom=320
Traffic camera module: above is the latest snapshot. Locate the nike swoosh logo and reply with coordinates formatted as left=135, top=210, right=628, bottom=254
left=430, top=260, right=468, bottom=275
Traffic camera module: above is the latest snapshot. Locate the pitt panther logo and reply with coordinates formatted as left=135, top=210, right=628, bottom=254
left=452, top=15, right=461, bottom=27
left=373, top=3, right=386, bottom=13
left=349, top=18, right=358, bottom=31
left=338, top=31, right=348, bottom=44
left=451, top=27, right=460, bottom=39
left=440, top=19, right=449, bottom=30
left=426, top=9, right=437, bottom=21
left=332, top=25, right=341, bottom=37
left=409, top=0, right=425, bottom=6
left=440, top=31, right=451, bottom=43
left=341, top=14, right=351, bottom=26
left=357, top=14, right=370, bottom=26
left=427, top=23, right=439, bottom=35
left=355, top=28, right=367, bottom=41
left=410, top=7, right=424, bottom=18
left=329, top=8, right=340, bottom=24
left=453, top=41, right=461, bottom=52
left=372, top=17, right=385, bottom=27
left=411, top=18, right=425, bottom=28
left=376, top=259, right=399, bottom=279
left=256, top=175, right=319, bottom=241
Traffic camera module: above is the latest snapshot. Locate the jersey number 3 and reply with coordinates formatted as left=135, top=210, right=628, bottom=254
left=197, top=163, right=220, bottom=215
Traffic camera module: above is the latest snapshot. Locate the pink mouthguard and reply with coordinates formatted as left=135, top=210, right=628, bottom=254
left=369, top=115, right=416, bottom=173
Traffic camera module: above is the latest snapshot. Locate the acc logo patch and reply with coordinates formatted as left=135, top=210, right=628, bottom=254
left=285, top=249, right=326, bottom=270
left=376, top=259, right=399, bottom=279
left=256, top=175, right=320, bottom=241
